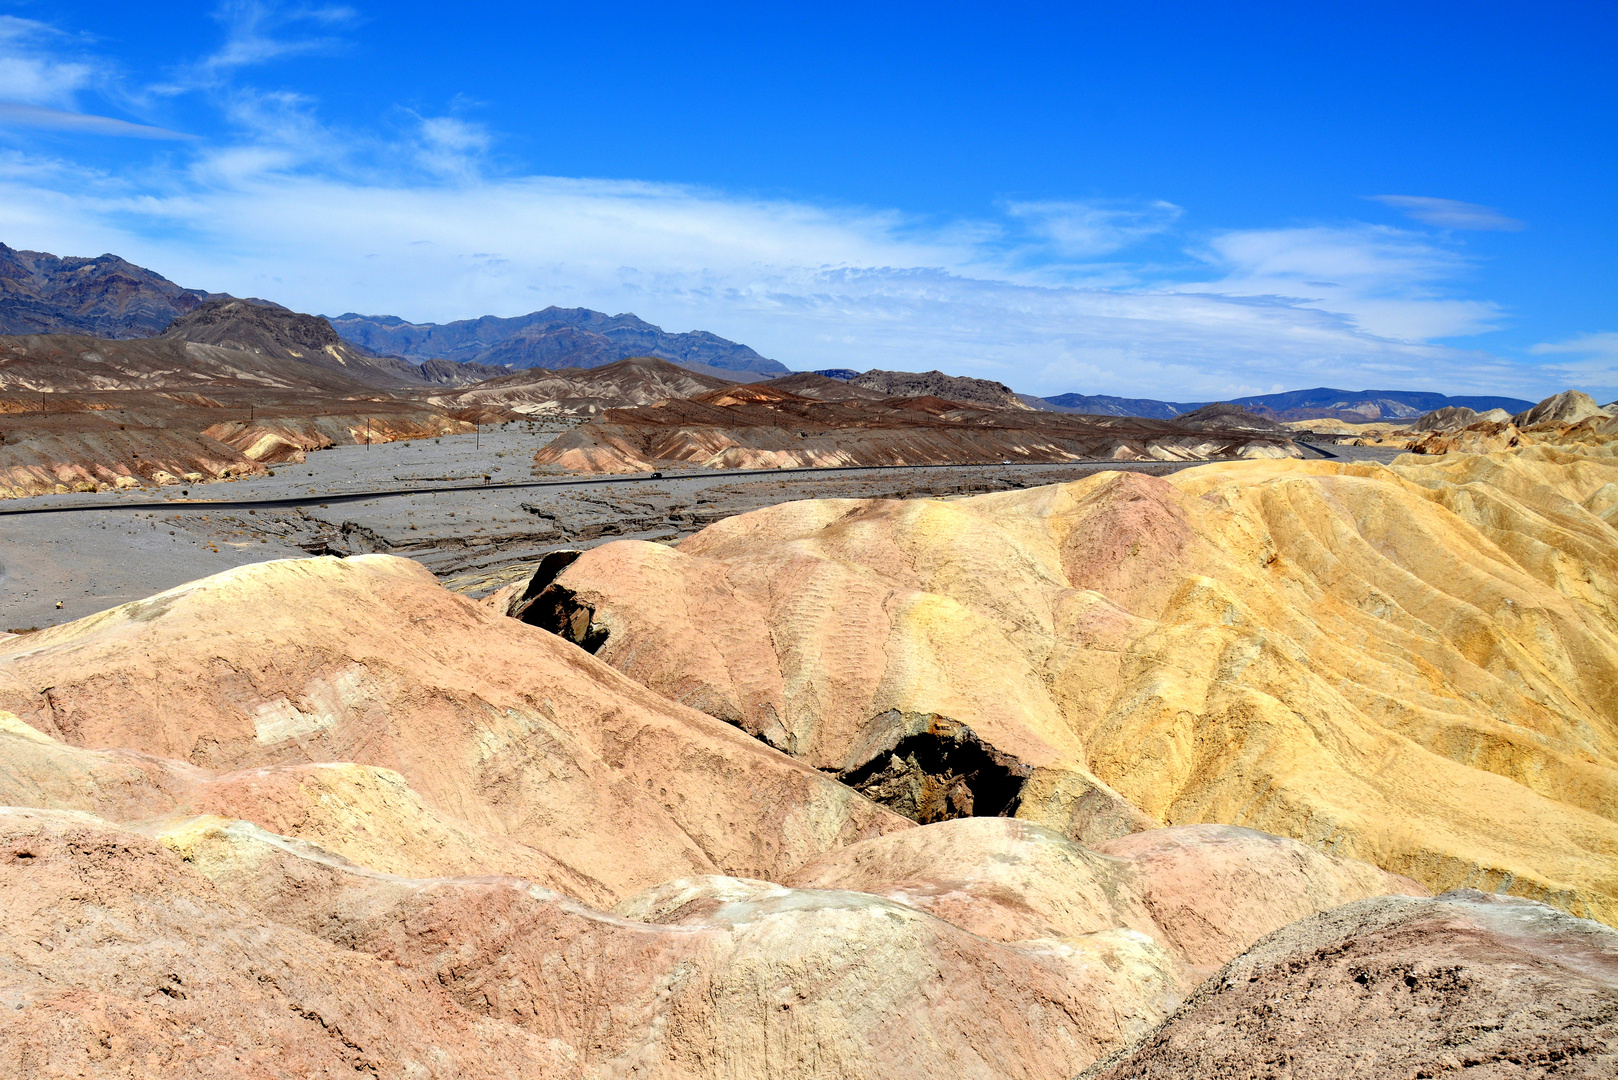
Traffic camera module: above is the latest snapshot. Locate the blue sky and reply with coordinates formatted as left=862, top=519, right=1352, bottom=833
left=0, top=1, right=1614, bottom=401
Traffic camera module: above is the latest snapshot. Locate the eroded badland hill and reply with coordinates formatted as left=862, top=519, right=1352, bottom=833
left=2, top=412, right=1617, bottom=1076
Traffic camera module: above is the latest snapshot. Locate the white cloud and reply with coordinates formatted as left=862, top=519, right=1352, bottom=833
left=0, top=149, right=1553, bottom=400
left=0, top=6, right=1569, bottom=403
left=1003, top=199, right=1182, bottom=259
left=1183, top=224, right=1502, bottom=341
left=0, top=16, right=96, bottom=108
left=414, top=116, right=492, bottom=178
left=1528, top=333, right=1618, bottom=403
left=0, top=103, right=192, bottom=139
left=1370, top=195, right=1525, bottom=231
left=155, top=1, right=357, bottom=94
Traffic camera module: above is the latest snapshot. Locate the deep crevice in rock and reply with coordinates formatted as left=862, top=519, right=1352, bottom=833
left=510, top=552, right=608, bottom=654
left=834, top=717, right=1031, bottom=824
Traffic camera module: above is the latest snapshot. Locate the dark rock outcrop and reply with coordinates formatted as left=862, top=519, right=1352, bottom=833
left=1175, top=401, right=1287, bottom=431
left=850, top=368, right=1029, bottom=410
left=1081, top=890, right=1618, bottom=1079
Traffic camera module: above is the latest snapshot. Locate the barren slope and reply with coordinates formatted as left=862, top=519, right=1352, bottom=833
left=0, top=387, right=473, bottom=497
left=532, top=388, right=1302, bottom=472
left=0, top=555, right=1430, bottom=1078
left=1081, top=890, right=1618, bottom=1079
left=434, top=355, right=736, bottom=417
left=533, top=445, right=1618, bottom=922
left=0, top=555, right=905, bottom=896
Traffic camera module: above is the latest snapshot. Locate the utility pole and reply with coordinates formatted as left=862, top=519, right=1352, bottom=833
left=366, top=417, right=371, bottom=449
left=475, top=424, right=479, bottom=450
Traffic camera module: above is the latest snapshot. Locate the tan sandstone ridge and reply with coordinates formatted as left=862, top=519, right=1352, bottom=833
left=0, top=555, right=907, bottom=899
left=1403, top=390, right=1618, bottom=457
left=0, top=553, right=1429, bottom=1077
left=531, top=444, right=1618, bottom=924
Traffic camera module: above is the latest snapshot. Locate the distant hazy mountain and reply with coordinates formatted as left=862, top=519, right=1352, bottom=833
left=328, top=308, right=789, bottom=375
left=1225, top=387, right=1536, bottom=421
left=0, top=243, right=221, bottom=337
left=0, top=243, right=784, bottom=379
left=1038, top=386, right=1536, bottom=422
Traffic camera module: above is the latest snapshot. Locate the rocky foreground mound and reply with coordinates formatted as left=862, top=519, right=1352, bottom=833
left=0, top=555, right=1447, bottom=1077
left=527, top=444, right=1618, bottom=924
left=1081, top=890, right=1618, bottom=1079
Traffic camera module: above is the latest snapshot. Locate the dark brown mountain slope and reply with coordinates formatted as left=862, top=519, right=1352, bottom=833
left=433, top=355, right=736, bottom=417
left=0, top=333, right=374, bottom=394
left=0, top=243, right=219, bottom=337
left=533, top=384, right=1303, bottom=472
left=851, top=368, right=1031, bottom=410
left=757, top=371, right=889, bottom=401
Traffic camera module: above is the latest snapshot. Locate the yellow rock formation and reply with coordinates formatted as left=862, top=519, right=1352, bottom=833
left=547, top=445, right=1618, bottom=923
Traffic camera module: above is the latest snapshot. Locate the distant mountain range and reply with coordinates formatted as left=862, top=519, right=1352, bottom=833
left=159, top=299, right=510, bottom=389
left=1037, top=387, right=1536, bottom=422
left=0, top=241, right=1542, bottom=419
left=329, top=309, right=788, bottom=376
left=0, top=243, right=785, bottom=378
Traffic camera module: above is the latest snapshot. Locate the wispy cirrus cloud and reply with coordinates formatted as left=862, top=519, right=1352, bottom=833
left=153, top=1, right=358, bottom=94
left=0, top=14, right=196, bottom=140
left=1183, top=224, right=1502, bottom=341
left=0, top=155, right=1542, bottom=399
left=0, top=15, right=98, bottom=108
left=1528, top=332, right=1618, bottom=402
left=0, top=103, right=193, bottom=139
left=0, top=1, right=1568, bottom=402
left=1370, top=195, right=1525, bottom=231
left=1003, top=199, right=1182, bottom=259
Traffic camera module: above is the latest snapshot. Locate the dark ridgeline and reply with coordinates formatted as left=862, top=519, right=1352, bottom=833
left=327, top=307, right=788, bottom=376
left=0, top=242, right=786, bottom=379
left=0, top=242, right=221, bottom=337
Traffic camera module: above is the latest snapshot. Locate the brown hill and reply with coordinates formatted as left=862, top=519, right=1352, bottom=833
left=434, top=355, right=736, bottom=417
left=757, top=371, right=890, bottom=401
left=159, top=299, right=446, bottom=388
left=0, top=330, right=485, bottom=496
left=526, top=445, right=1618, bottom=924
left=531, top=389, right=1302, bottom=472
left=851, top=368, right=1031, bottom=410
left=0, top=388, right=473, bottom=496
left=1405, top=391, right=1618, bottom=457
left=1175, top=401, right=1287, bottom=431
left=1512, top=389, right=1613, bottom=428
left=0, top=333, right=376, bottom=394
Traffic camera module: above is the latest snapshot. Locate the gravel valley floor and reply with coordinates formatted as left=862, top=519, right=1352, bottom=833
left=1, top=425, right=1401, bottom=631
